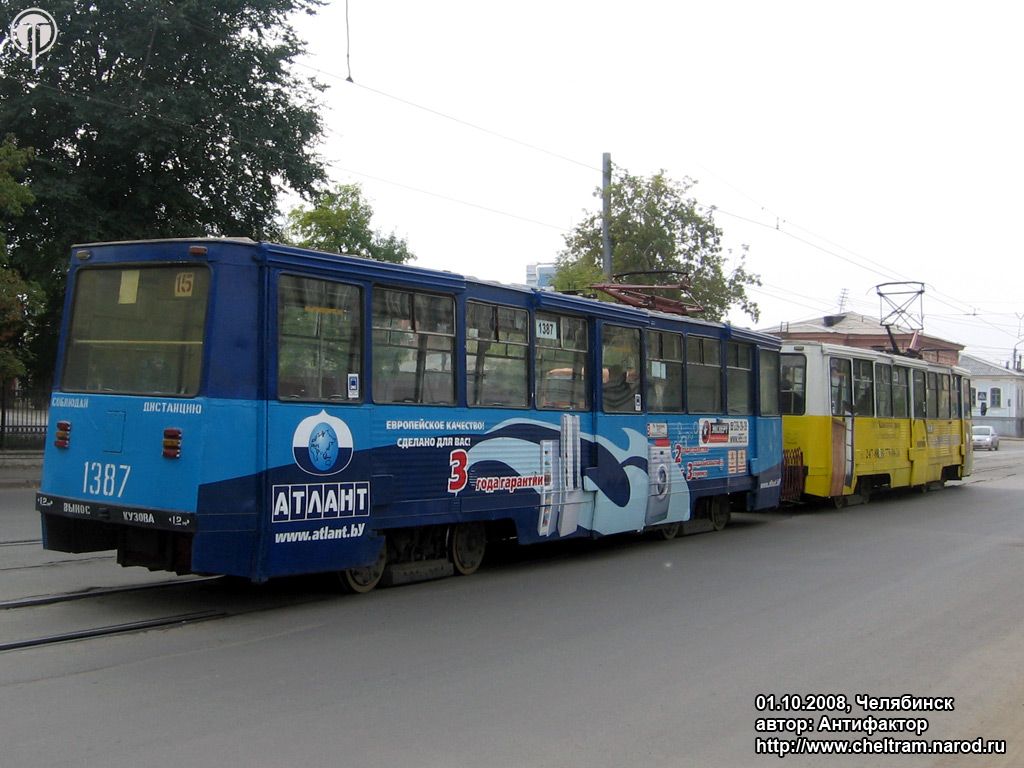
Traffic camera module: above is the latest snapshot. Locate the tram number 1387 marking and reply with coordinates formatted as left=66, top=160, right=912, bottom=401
left=82, top=462, right=131, bottom=498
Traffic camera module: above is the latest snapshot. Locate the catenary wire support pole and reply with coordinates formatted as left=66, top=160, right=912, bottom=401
left=602, top=152, right=612, bottom=279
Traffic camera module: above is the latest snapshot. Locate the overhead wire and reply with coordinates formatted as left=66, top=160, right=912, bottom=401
left=294, top=43, right=1024, bottom=335
left=9, top=15, right=1020, bottom=343
left=324, top=161, right=571, bottom=232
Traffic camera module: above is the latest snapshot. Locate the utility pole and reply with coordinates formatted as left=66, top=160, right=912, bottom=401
left=602, top=152, right=612, bottom=279
left=1014, top=313, right=1024, bottom=370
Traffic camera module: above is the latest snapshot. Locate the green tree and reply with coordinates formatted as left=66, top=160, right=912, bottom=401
left=0, top=136, right=43, bottom=379
left=0, top=0, right=328, bottom=380
left=553, top=169, right=760, bottom=322
left=287, top=184, right=414, bottom=264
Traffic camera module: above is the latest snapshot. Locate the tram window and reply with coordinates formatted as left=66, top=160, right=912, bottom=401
left=912, top=369, right=927, bottom=418
left=536, top=312, right=589, bottom=410
left=893, top=366, right=910, bottom=418
left=63, top=266, right=209, bottom=396
left=780, top=354, right=806, bottom=415
left=278, top=275, right=362, bottom=401
left=964, top=379, right=973, bottom=417
left=852, top=359, right=874, bottom=417
left=875, top=363, right=893, bottom=418
left=759, top=349, right=780, bottom=416
left=830, top=358, right=852, bottom=416
left=953, top=375, right=963, bottom=418
left=687, top=336, right=722, bottom=413
left=602, top=325, right=641, bottom=413
left=938, top=374, right=951, bottom=418
left=466, top=302, right=528, bottom=408
left=926, top=372, right=939, bottom=418
left=727, top=342, right=753, bottom=415
left=372, top=288, right=455, bottom=405
left=646, top=330, right=683, bottom=413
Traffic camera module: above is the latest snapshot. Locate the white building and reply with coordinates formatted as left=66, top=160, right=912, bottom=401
left=525, top=263, right=556, bottom=289
left=958, top=354, right=1024, bottom=437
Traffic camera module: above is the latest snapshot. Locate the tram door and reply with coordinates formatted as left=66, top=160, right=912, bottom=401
left=909, top=369, right=930, bottom=485
left=591, top=323, right=649, bottom=535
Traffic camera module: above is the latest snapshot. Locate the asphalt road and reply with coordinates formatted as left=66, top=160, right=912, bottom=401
left=0, top=447, right=1022, bottom=768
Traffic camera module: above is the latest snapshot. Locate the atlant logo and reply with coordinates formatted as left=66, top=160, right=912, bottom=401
left=292, top=411, right=354, bottom=476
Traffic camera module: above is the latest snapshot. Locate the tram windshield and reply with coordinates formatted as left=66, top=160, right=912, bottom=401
left=62, top=266, right=210, bottom=396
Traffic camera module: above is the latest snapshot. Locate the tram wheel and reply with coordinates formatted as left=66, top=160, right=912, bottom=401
left=449, top=522, right=487, bottom=576
left=338, top=544, right=387, bottom=594
left=710, top=497, right=730, bottom=531
left=658, top=522, right=681, bottom=540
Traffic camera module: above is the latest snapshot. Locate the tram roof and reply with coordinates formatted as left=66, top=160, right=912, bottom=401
left=784, top=340, right=969, bottom=374
left=67, top=238, right=778, bottom=345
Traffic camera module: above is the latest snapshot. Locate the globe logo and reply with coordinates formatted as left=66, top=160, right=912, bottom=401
left=292, top=411, right=353, bottom=476
left=307, top=423, right=338, bottom=471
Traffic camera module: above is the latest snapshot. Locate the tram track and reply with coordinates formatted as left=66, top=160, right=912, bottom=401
left=0, top=576, right=220, bottom=609
left=0, top=554, right=114, bottom=572
left=0, top=575, right=344, bottom=653
left=0, top=610, right=228, bottom=652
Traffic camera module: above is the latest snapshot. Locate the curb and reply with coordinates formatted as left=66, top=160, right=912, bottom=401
left=0, top=479, right=39, bottom=489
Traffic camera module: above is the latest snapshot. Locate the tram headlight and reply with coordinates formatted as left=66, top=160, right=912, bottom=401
left=162, top=427, right=183, bottom=459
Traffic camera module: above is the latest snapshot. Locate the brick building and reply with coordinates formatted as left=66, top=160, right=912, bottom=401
left=762, top=312, right=963, bottom=365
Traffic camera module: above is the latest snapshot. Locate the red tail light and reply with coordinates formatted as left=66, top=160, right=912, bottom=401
left=162, top=427, right=183, bottom=459
left=55, top=420, right=71, bottom=449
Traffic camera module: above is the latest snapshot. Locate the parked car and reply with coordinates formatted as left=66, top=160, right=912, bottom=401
left=972, top=425, right=1000, bottom=451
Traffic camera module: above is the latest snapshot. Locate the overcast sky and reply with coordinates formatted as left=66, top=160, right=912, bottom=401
left=289, top=1, right=1023, bottom=365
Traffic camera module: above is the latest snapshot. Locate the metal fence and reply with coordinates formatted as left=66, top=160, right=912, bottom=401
left=0, top=384, right=49, bottom=450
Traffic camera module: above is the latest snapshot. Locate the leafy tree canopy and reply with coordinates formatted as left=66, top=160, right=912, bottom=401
left=0, top=136, right=43, bottom=379
left=287, top=184, right=414, bottom=264
left=0, top=0, right=329, bottom=380
left=0, top=135, right=35, bottom=238
left=552, top=169, right=760, bottom=322
left=0, top=267, right=44, bottom=379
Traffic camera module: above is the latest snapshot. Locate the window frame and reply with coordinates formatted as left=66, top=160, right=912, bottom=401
left=893, top=366, right=910, bottom=418
left=726, top=341, right=754, bottom=416
left=780, top=353, right=807, bottom=416
left=371, top=287, right=457, bottom=406
left=830, top=357, right=853, bottom=416
left=535, top=311, right=590, bottom=411
left=759, top=348, right=780, bottom=416
left=277, top=273, right=363, bottom=403
left=601, top=324, right=642, bottom=414
left=646, top=330, right=684, bottom=413
left=686, top=335, right=723, bottom=414
left=62, top=264, right=212, bottom=397
left=852, top=358, right=875, bottom=417
left=912, top=368, right=927, bottom=419
left=465, top=300, right=530, bottom=409
left=875, top=362, right=893, bottom=418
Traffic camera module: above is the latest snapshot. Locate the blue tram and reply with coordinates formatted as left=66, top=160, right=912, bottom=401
left=37, top=239, right=783, bottom=590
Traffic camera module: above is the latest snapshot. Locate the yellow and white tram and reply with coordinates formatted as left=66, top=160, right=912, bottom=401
left=780, top=342, right=972, bottom=505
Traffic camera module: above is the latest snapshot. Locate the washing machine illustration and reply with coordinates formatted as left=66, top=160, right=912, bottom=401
left=538, top=440, right=559, bottom=536
left=537, top=415, right=584, bottom=537
left=645, top=444, right=673, bottom=525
